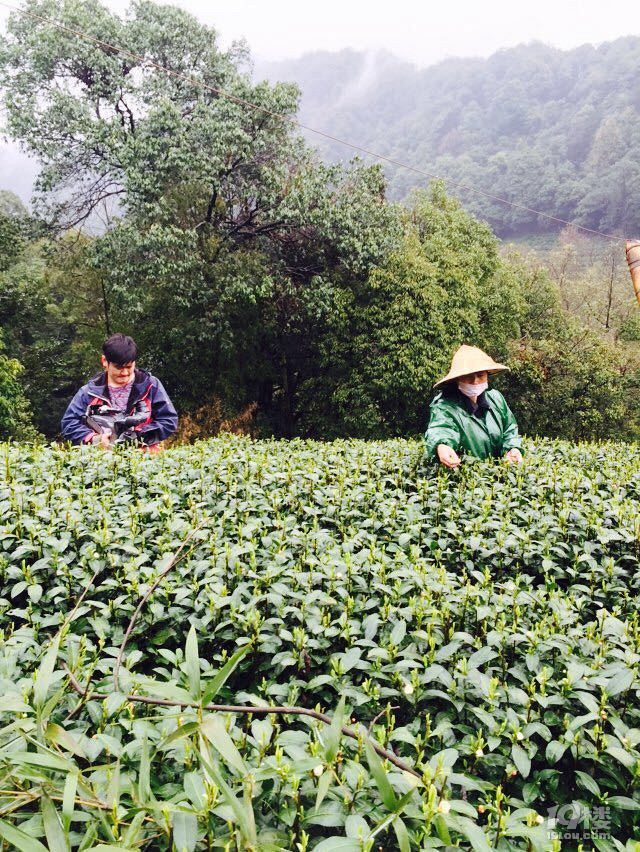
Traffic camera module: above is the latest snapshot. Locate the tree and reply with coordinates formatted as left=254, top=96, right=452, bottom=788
left=302, top=184, right=519, bottom=437
left=0, top=226, right=107, bottom=437
left=0, top=190, right=27, bottom=218
left=257, top=38, right=640, bottom=237
left=1, top=0, right=401, bottom=435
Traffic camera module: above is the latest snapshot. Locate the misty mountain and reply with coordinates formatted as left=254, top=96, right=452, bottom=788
left=255, top=39, right=640, bottom=238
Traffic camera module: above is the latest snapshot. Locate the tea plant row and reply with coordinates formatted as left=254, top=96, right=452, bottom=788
left=1, top=437, right=640, bottom=850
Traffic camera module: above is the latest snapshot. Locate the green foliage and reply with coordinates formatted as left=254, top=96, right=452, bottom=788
left=1, top=437, right=640, bottom=848
left=0, top=331, right=38, bottom=440
left=0, top=189, right=27, bottom=218
left=507, top=233, right=640, bottom=343
left=91, top=161, right=399, bottom=433
left=0, top=233, right=107, bottom=436
left=502, top=330, right=640, bottom=441
left=493, top=245, right=640, bottom=443
left=619, top=312, right=640, bottom=342
left=0, top=211, right=26, bottom=272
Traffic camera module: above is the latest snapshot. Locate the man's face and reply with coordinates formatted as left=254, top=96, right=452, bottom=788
left=101, top=355, right=135, bottom=386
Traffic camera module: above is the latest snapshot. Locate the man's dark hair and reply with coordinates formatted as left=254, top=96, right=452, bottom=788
left=103, top=333, right=137, bottom=366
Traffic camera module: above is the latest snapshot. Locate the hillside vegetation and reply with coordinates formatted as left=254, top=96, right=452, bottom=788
left=258, top=39, right=640, bottom=237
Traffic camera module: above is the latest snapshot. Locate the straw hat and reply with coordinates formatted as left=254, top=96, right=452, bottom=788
left=434, top=345, right=509, bottom=388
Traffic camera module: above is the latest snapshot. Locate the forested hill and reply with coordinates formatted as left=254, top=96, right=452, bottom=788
left=256, top=39, right=640, bottom=238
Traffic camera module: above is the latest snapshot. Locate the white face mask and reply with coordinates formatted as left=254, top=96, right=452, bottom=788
left=458, top=380, right=488, bottom=398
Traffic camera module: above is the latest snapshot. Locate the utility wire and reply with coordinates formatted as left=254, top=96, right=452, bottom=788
left=0, top=0, right=629, bottom=243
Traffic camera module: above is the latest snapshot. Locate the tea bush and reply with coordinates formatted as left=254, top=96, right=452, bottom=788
left=1, top=437, right=640, bottom=850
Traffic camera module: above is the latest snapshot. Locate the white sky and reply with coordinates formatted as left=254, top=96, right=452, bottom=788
left=1, top=0, right=640, bottom=66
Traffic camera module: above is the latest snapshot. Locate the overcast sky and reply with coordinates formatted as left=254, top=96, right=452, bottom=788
left=2, top=0, right=640, bottom=66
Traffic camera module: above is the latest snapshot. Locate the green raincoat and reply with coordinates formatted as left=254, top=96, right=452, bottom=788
left=424, top=388, right=522, bottom=461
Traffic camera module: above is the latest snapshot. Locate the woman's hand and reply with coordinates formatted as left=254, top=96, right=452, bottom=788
left=504, top=448, right=523, bottom=465
left=437, top=444, right=461, bottom=468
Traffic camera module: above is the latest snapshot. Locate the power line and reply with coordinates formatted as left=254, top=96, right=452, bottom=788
left=0, top=0, right=629, bottom=243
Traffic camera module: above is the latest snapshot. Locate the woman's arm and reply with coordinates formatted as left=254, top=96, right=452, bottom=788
left=424, top=402, right=462, bottom=460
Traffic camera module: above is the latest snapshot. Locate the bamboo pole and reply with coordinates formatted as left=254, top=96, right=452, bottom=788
left=625, top=240, right=640, bottom=306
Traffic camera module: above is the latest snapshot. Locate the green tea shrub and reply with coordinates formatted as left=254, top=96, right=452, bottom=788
left=1, top=437, right=639, bottom=849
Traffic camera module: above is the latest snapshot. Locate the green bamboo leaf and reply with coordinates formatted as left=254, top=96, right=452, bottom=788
left=325, top=695, right=346, bottom=763
left=62, top=771, right=78, bottom=831
left=364, top=740, right=398, bottom=811
left=202, top=644, right=250, bottom=705
left=434, top=814, right=452, bottom=845
left=197, top=747, right=257, bottom=846
left=42, top=793, right=70, bottom=852
left=122, top=812, right=146, bottom=847
left=315, top=770, right=331, bottom=813
left=136, top=677, right=196, bottom=705
left=0, top=819, right=49, bottom=852
left=9, top=751, right=74, bottom=772
left=395, top=787, right=419, bottom=814
left=34, top=634, right=60, bottom=709
left=156, top=721, right=200, bottom=752
left=201, top=715, right=247, bottom=775
left=77, top=822, right=98, bottom=851
left=242, top=777, right=257, bottom=845
left=138, top=737, right=151, bottom=803
left=392, top=816, right=411, bottom=852
left=104, top=760, right=121, bottom=810
left=184, top=625, right=201, bottom=699
left=172, top=810, right=198, bottom=852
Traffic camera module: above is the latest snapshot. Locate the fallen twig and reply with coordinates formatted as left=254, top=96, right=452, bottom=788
left=65, top=666, right=421, bottom=779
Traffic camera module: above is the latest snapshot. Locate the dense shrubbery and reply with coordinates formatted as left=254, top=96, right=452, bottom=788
left=1, top=437, right=640, bottom=848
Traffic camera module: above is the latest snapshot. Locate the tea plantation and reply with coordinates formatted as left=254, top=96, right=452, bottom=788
left=1, top=437, right=640, bottom=851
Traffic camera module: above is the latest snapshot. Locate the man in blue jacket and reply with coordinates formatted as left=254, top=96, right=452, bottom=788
left=61, top=333, right=178, bottom=450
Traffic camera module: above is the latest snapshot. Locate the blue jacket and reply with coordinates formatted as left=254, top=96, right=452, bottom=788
left=61, top=369, right=178, bottom=446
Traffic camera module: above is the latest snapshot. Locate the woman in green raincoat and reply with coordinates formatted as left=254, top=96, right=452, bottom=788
left=424, top=345, right=523, bottom=469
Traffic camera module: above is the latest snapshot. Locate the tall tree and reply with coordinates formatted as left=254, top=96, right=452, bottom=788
left=1, top=0, right=399, bottom=433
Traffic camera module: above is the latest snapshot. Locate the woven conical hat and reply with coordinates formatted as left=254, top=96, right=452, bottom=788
left=434, top=345, right=509, bottom=388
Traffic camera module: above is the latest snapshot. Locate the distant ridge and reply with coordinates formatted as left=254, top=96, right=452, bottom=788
left=255, top=39, right=640, bottom=238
